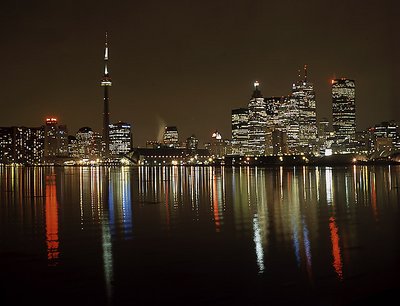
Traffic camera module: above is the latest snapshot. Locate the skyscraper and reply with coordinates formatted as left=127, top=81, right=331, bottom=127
left=292, top=65, right=317, bottom=153
left=0, top=126, right=44, bottom=165
left=332, top=78, right=356, bottom=145
left=44, top=118, right=68, bottom=161
left=264, top=96, right=282, bottom=155
left=231, top=108, right=249, bottom=155
left=247, top=81, right=267, bottom=156
left=101, top=32, right=112, bottom=157
left=109, top=122, right=132, bottom=155
left=278, top=95, right=299, bottom=153
left=163, top=126, right=179, bottom=147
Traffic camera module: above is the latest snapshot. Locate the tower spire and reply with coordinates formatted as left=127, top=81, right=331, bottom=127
left=101, top=32, right=112, bottom=158
left=104, top=32, right=109, bottom=76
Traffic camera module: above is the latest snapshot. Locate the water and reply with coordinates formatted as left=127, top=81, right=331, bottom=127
left=0, top=165, right=399, bottom=305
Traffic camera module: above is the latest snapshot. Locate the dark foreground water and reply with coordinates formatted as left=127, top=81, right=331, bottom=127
left=0, top=165, right=399, bottom=305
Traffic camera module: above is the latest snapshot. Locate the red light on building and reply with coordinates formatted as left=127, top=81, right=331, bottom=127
left=46, top=117, right=58, bottom=124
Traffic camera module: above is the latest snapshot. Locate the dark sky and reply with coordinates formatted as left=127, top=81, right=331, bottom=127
left=1, top=0, right=399, bottom=147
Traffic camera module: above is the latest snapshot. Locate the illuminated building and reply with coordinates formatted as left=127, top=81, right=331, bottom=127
left=127, top=147, right=211, bottom=165
left=231, top=108, right=249, bottom=155
left=370, top=121, right=399, bottom=151
left=292, top=66, right=317, bottom=153
left=332, top=78, right=356, bottom=146
left=247, top=81, right=267, bottom=156
left=109, top=122, right=132, bottom=156
left=278, top=95, right=300, bottom=153
left=0, top=126, right=44, bottom=164
left=205, top=131, right=230, bottom=158
left=185, top=134, right=199, bottom=152
left=264, top=96, right=282, bottom=155
left=272, top=130, right=288, bottom=155
left=68, top=135, right=79, bottom=158
left=101, top=32, right=112, bottom=157
left=0, top=127, right=13, bottom=163
left=44, top=118, right=68, bottom=162
left=163, top=126, right=179, bottom=147
left=146, top=140, right=161, bottom=149
left=318, top=118, right=330, bottom=140
left=318, top=117, right=331, bottom=152
left=75, top=127, right=102, bottom=159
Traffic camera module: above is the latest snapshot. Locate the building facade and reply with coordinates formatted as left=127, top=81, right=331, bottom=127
left=163, top=126, right=179, bottom=147
left=44, top=118, right=68, bottom=162
left=109, top=122, right=132, bottom=156
left=231, top=108, right=249, bottom=155
left=332, top=78, right=356, bottom=146
left=292, top=66, right=317, bottom=153
left=247, top=81, right=267, bottom=156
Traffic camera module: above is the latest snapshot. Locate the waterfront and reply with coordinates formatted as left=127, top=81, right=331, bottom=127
left=0, top=165, right=399, bottom=305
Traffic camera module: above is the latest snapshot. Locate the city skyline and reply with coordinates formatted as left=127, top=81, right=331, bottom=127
left=1, top=0, right=399, bottom=146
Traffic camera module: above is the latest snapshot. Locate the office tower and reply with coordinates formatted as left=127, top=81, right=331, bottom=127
left=231, top=108, right=249, bottom=155
left=163, top=126, right=179, bottom=147
left=371, top=121, right=399, bottom=151
left=247, top=81, right=267, bottom=156
left=109, top=122, right=132, bottom=155
left=75, top=127, right=102, bottom=159
left=332, top=78, right=356, bottom=144
left=206, top=131, right=227, bottom=158
left=277, top=95, right=300, bottom=153
left=0, top=127, right=13, bottom=164
left=264, top=96, right=282, bottom=155
left=272, top=130, right=288, bottom=155
left=292, top=65, right=317, bottom=153
left=186, top=134, right=199, bottom=152
left=44, top=118, right=68, bottom=161
left=0, top=126, right=44, bottom=165
left=318, top=117, right=330, bottom=139
left=101, top=32, right=112, bottom=157
left=68, top=135, right=79, bottom=158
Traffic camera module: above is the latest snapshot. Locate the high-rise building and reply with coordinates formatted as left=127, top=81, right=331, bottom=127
left=75, top=127, right=102, bottom=159
left=332, top=78, right=356, bottom=145
left=101, top=32, right=112, bottom=157
left=0, top=126, right=44, bottom=164
left=109, top=122, right=132, bottom=155
left=247, top=81, right=267, bottom=156
left=44, top=118, right=68, bottom=161
left=206, top=131, right=228, bottom=158
left=264, top=96, right=282, bottom=155
left=370, top=121, right=399, bottom=151
left=163, top=126, right=179, bottom=147
left=231, top=108, right=249, bottom=155
left=278, top=95, right=300, bottom=153
left=317, top=117, right=331, bottom=153
left=292, top=65, right=317, bottom=153
left=185, top=134, right=199, bottom=152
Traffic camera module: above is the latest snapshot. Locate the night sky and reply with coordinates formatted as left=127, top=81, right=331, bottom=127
left=1, top=0, right=399, bottom=147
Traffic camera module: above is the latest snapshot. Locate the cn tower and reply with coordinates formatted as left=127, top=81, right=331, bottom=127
left=100, top=32, right=112, bottom=158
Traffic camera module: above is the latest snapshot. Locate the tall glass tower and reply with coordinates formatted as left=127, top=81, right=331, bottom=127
left=247, top=81, right=267, bottom=156
left=101, top=32, right=112, bottom=157
left=292, top=65, right=317, bottom=153
left=332, top=78, right=356, bottom=144
left=231, top=108, right=249, bottom=155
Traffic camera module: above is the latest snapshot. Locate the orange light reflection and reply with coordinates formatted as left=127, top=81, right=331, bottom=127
left=329, top=216, right=343, bottom=280
left=45, top=174, right=59, bottom=265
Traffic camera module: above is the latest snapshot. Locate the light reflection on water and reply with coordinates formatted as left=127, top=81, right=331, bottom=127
left=0, top=165, right=399, bottom=304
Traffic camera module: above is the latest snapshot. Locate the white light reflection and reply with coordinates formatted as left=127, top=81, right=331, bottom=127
left=253, top=214, right=265, bottom=274
left=326, top=168, right=333, bottom=205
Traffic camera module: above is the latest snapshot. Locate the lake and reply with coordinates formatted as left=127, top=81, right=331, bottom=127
left=0, top=165, right=399, bottom=305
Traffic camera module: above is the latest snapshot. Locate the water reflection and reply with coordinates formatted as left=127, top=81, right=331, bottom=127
left=45, top=174, right=60, bottom=265
left=329, top=216, right=343, bottom=280
left=0, top=165, right=399, bottom=304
